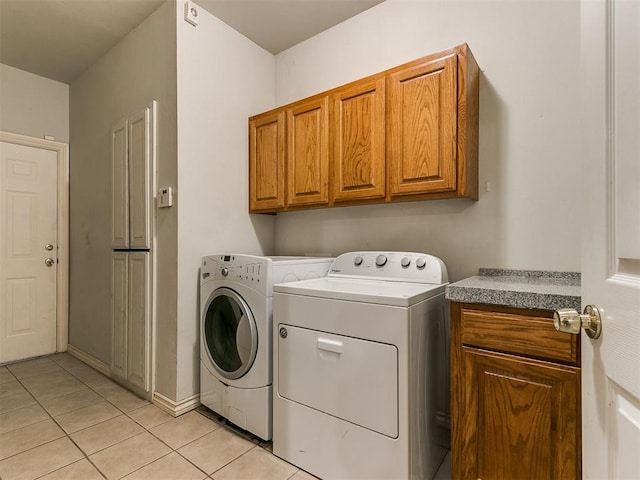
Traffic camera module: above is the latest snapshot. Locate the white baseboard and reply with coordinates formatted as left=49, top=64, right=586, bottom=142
left=66, top=344, right=200, bottom=416
left=66, top=344, right=110, bottom=376
left=153, top=391, right=201, bottom=417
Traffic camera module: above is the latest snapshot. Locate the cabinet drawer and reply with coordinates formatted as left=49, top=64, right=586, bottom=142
left=461, top=308, right=579, bottom=365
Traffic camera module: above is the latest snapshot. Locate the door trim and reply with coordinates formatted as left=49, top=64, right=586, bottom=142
left=0, top=131, right=69, bottom=353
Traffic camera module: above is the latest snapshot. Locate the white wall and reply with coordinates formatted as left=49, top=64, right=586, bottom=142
left=175, top=2, right=275, bottom=401
left=273, top=0, right=582, bottom=282
left=69, top=1, right=178, bottom=400
left=0, top=63, right=69, bottom=142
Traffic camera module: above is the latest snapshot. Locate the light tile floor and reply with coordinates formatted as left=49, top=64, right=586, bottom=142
left=0, top=353, right=451, bottom=480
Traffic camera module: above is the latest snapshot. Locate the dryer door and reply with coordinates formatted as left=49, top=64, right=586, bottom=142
left=202, top=287, right=258, bottom=380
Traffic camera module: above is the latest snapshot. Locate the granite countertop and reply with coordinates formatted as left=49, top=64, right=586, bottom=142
left=445, top=268, right=581, bottom=311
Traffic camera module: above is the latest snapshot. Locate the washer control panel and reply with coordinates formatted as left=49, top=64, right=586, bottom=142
left=330, top=251, right=448, bottom=284
left=201, top=254, right=268, bottom=286
left=201, top=254, right=335, bottom=293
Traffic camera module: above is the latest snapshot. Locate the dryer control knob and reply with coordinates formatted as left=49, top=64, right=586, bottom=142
left=416, top=257, right=427, bottom=269
left=354, top=256, right=364, bottom=266
left=376, top=255, right=388, bottom=267
left=401, top=257, right=411, bottom=268
left=221, top=267, right=229, bottom=276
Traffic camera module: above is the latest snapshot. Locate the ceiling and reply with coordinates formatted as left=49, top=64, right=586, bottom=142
left=0, top=0, right=384, bottom=84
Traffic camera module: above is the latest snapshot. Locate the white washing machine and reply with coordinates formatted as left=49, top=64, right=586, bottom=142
left=273, top=251, right=450, bottom=479
left=200, top=254, right=333, bottom=441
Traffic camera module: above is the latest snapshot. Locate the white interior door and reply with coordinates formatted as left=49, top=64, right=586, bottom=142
left=581, top=0, right=640, bottom=478
left=0, top=141, right=58, bottom=363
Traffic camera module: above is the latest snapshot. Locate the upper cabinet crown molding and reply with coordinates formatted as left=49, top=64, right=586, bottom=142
left=248, top=43, right=480, bottom=214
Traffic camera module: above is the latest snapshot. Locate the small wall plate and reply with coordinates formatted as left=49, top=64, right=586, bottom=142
left=185, top=0, right=199, bottom=26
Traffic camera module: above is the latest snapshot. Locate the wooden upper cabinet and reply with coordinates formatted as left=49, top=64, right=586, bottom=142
left=249, top=111, right=285, bottom=212
left=331, top=77, right=386, bottom=202
left=248, top=43, right=479, bottom=213
left=287, top=96, right=329, bottom=207
left=387, top=54, right=458, bottom=196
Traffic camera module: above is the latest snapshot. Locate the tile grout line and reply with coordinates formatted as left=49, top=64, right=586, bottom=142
left=2, top=357, right=108, bottom=479
left=3, top=356, right=310, bottom=480
left=32, top=356, right=109, bottom=480
left=17, top=358, right=219, bottom=479
left=45, top=354, right=152, bottom=480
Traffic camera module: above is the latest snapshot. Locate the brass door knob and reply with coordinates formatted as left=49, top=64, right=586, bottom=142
left=45, top=258, right=55, bottom=267
left=553, top=305, right=602, bottom=339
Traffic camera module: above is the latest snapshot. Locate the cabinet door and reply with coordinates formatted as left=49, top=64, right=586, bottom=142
left=111, top=252, right=128, bottom=380
left=331, top=77, right=386, bottom=202
left=128, top=106, right=152, bottom=249
left=388, top=54, right=458, bottom=196
left=457, top=347, right=580, bottom=480
left=127, top=252, right=150, bottom=392
left=111, top=119, right=129, bottom=249
left=287, top=97, right=329, bottom=207
left=249, top=111, right=286, bottom=212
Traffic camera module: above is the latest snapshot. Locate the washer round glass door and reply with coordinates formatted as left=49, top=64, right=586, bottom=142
left=203, top=287, right=258, bottom=380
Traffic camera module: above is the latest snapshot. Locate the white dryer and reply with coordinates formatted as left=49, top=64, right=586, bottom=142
left=200, top=254, right=333, bottom=441
left=273, top=251, right=450, bottom=479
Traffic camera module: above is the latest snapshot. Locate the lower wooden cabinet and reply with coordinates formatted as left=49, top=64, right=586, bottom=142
left=451, top=302, right=581, bottom=479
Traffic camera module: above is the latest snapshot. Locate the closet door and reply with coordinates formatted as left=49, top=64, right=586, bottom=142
left=128, top=107, right=152, bottom=249
left=127, top=251, right=150, bottom=392
left=111, top=252, right=128, bottom=380
left=111, top=119, right=129, bottom=249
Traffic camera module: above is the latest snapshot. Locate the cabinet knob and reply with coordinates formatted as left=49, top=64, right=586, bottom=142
left=553, top=305, right=602, bottom=339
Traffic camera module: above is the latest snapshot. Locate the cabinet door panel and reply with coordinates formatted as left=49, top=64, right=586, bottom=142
left=111, top=252, right=128, bottom=380
left=127, top=252, right=150, bottom=392
left=332, top=78, right=385, bottom=202
left=466, top=347, right=580, bottom=480
left=388, top=54, right=457, bottom=196
left=249, top=111, right=285, bottom=211
left=129, top=107, right=151, bottom=249
left=287, top=97, right=329, bottom=206
left=111, top=119, right=129, bottom=248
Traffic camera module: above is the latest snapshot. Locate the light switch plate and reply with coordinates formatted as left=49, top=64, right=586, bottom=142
left=158, top=187, right=173, bottom=208
left=184, top=0, right=199, bottom=26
